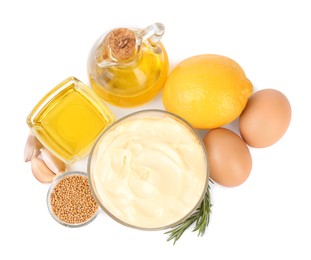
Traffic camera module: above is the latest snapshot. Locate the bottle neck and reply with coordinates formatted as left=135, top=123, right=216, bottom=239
left=96, top=28, right=139, bottom=68
left=96, top=23, right=165, bottom=68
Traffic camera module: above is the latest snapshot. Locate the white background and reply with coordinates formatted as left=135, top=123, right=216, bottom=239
left=1, top=0, right=310, bottom=259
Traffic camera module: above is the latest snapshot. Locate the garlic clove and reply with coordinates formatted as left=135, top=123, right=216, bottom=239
left=41, top=148, right=66, bottom=174
left=31, top=157, right=55, bottom=183
left=24, top=133, right=42, bottom=162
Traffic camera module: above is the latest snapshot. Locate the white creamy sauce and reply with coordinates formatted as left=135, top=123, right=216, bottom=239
left=90, top=114, right=207, bottom=228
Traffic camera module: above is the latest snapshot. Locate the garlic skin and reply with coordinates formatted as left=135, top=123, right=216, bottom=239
left=41, top=148, right=66, bottom=174
left=31, top=157, right=55, bottom=183
left=24, top=133, right=42, bottom=162
left=25, top=133, right=67, bottom=183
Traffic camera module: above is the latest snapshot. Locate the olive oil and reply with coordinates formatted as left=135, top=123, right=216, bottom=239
left=27, top=77, right=115, bottom=163
left=88, top=23, right=169, bottom=107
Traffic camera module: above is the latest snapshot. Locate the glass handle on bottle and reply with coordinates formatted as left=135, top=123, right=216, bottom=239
left=139, top=23, right=165, bottom=46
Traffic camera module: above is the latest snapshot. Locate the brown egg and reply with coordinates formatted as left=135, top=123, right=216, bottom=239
left=203, top=128, right=252, bottom=187
left=239, top=89, right=291, bottom=148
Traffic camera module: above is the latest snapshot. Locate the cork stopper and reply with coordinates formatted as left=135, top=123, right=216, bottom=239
left=106, top=28, right=136, bottom=61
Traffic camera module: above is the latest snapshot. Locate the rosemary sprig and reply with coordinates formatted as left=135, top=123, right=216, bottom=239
left=165, top=182, right=212, bottom=244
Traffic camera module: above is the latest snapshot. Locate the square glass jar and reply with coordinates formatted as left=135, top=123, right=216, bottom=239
left=27, top=77, right=115, bottom=164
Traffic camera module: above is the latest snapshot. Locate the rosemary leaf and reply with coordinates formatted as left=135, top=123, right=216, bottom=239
left=165, top=182, right=212, bottom=244
left=193, top=189, right=211, bottom=236
left=165, top=213, right=198, bottom=244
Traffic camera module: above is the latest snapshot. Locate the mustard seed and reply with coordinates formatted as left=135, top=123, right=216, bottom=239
left=49, top=173, right=98, bottom=226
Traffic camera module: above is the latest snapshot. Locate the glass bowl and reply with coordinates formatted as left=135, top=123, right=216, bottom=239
left=88, top=109, right=209, bottom=230
left=47, top=171, right=99, bottom=228
left=26, top=77, right=115, bottom=164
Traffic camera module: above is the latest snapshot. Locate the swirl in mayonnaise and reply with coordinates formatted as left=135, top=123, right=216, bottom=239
left=89, top=112, right=208, bottom=229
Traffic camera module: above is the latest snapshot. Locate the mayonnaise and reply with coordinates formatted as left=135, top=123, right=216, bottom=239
left=90, top=112, right=207, bottom=229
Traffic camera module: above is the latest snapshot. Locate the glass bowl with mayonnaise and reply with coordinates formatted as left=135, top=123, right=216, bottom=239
left=88, top=110, right=209, bottom=230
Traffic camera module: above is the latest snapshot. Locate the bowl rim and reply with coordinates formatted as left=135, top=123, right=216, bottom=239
left=87, top=109, right=210, bottom=231
left=47, top=171, right=99, bottom=228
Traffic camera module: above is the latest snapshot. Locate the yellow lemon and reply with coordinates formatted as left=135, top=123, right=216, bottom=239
left=162, top=54, right=253, bottom=129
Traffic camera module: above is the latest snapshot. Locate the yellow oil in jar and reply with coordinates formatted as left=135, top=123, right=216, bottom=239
left=27, top=77, right=115, bottom=163
left=89, top=43, right=169, bottom=107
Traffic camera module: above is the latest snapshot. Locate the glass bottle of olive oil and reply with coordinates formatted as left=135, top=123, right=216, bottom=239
left=27, top=77, right=115, bottom=164
left=87, top=23, right=169, bottom=107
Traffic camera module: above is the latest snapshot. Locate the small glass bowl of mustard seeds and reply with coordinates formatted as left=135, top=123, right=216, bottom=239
left=47, top=171, right=99, bottom=227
